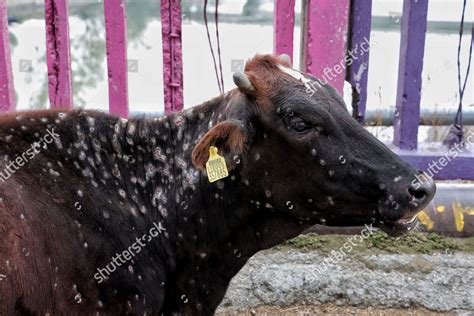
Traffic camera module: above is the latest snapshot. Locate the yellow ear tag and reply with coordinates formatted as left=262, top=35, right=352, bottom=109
left=206, top=146, right=229, bottom=183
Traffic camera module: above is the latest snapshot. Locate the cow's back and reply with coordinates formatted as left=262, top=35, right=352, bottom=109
left=0, top=110, right=172, bottom=314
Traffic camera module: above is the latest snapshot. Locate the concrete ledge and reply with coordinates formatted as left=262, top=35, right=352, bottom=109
left=218, top=249, right=474, bottom=313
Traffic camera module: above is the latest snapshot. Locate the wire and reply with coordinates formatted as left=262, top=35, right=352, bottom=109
left=444, top=0, right=473, bottom=148
left=204, top=0, right=224, bottom=94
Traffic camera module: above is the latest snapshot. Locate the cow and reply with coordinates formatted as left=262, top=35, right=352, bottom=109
left=0, top=54, right=435, bottom=315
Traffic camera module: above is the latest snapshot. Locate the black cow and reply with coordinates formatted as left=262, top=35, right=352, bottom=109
left=0, top=54, right=435, bottom=315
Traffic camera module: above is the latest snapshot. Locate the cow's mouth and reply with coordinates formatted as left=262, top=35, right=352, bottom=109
left=315, top=208, right=421, bottom=237
left=378, top=215, right=419, bottom=237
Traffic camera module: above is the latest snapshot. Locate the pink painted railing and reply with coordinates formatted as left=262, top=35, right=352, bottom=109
left=161, top=0, right=184, bottom=112
left=0, top=0, right=184, bottom=117
left=104, top=0, right=129, bottom=118
left=273, top=0, right=295, bottom=62
left=45, top=0, right=73, bottom=109
left=0, top=0, right=351, bottom=116
left=0, top=1, right=15, bottom=112
left=302, top=0, right=350, bottom=95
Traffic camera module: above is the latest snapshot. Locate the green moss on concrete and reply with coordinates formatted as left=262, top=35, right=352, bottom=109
left=278, top=231, right=474, bottom=254
left=280, top=233, right=325, bottom=251
left=364, top=231, right=461, bottom=254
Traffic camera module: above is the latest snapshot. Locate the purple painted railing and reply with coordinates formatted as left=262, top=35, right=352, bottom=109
left=0, top=1, right=15, bottom=112
left=393, top=0, right=429, bottom=150
left=0, top=0, right=472, bottom=179
left=45, top=0, right=73, bottom=109
left=347, top=0, right=372, bottom=124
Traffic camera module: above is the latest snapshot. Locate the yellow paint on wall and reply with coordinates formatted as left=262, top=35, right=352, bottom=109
left=452, top=200, right=474, bottom=232
left=436, top=205, right=446, bottom=213
left=417, top=210, right=434, bottom=230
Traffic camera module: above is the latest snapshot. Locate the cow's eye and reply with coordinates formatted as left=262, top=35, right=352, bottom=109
left=287, top=117, right=311, bottom=133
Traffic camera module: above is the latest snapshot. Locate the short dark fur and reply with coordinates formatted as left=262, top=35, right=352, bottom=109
left=0, top=55, right=433, bottom=315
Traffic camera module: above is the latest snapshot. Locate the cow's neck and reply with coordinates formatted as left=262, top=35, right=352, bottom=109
left=142, top=95, right=312, bottom=314
left=67, top=96, right=309, bottom=313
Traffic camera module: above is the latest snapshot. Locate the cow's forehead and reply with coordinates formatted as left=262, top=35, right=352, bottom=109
left=242, top=55, right=328, bottom=111
left=277, top=65, right=314, bottom=91
left=274, top=64, right=339, bottom=112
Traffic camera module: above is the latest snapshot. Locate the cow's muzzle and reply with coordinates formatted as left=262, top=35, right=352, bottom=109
left=378, top=171, right=436, bottom=236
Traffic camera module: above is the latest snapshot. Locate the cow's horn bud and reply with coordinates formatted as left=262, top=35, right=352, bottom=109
left=233, top=72, right=254, bottom=92
left=279, top=54, right=291, bottom=66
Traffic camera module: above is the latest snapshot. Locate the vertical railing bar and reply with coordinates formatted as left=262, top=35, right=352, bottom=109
left=45, top=0, right=73, bottom=109
left=299, top=0, right=308, bottom=71
left=104, top=0, right=129, bottom=118
left=302, top=0, right=350, bottom=95
left=393, top=0, right=428, bottom=150
left=273, top=0, right=295, bottom=62
left=161, top=0, right=172, bottom=114
left=346, top=0, right=372, bottom=124
left=161, top=0, right=183, bottom=113
left=0, top=1, right=16, bottom=112
left=171, top=0, right=183, bottom=112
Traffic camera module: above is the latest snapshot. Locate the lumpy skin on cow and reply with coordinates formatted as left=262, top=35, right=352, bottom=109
left=0, top=54, right=434, bottom=315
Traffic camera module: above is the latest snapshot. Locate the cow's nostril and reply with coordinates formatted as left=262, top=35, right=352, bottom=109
left=408, top=187, right=427, bottom=200
left=408, top=174, right=436, bottom=206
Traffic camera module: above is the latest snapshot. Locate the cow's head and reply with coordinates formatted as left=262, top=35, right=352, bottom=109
left=192, top=54, right=435, bottom=236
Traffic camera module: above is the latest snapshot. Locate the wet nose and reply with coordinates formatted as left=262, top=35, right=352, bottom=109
left=408, top=172, right=436, bottom=208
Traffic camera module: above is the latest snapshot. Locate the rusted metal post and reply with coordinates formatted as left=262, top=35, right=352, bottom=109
left=45, top=0, right=73, bottom=109
left=161, top=0, right=183, bottom=113
left=104, top=0, right=129, bottom=118
left=393, top=0, right=428, bottom=150
left=302, top=0, right=350, bottom=95
left=0, top=1, right=15, bottom=112
left=274, top=0, right=295, bottom=62
left=347, top=0, right=372, bottom=123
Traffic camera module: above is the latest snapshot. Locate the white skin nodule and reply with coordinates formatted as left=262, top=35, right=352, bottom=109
left=277, top=65, right=314, bottom=90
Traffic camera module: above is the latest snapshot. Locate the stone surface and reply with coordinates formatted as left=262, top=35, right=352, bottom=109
left=218, top=249, right=474, bottom=313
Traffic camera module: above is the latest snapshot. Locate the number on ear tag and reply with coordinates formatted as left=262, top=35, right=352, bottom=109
left=206, top=146, right=229, bottom=183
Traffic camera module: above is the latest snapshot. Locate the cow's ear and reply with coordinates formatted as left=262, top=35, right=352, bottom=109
left=192, top=121, right=248, bottom=171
